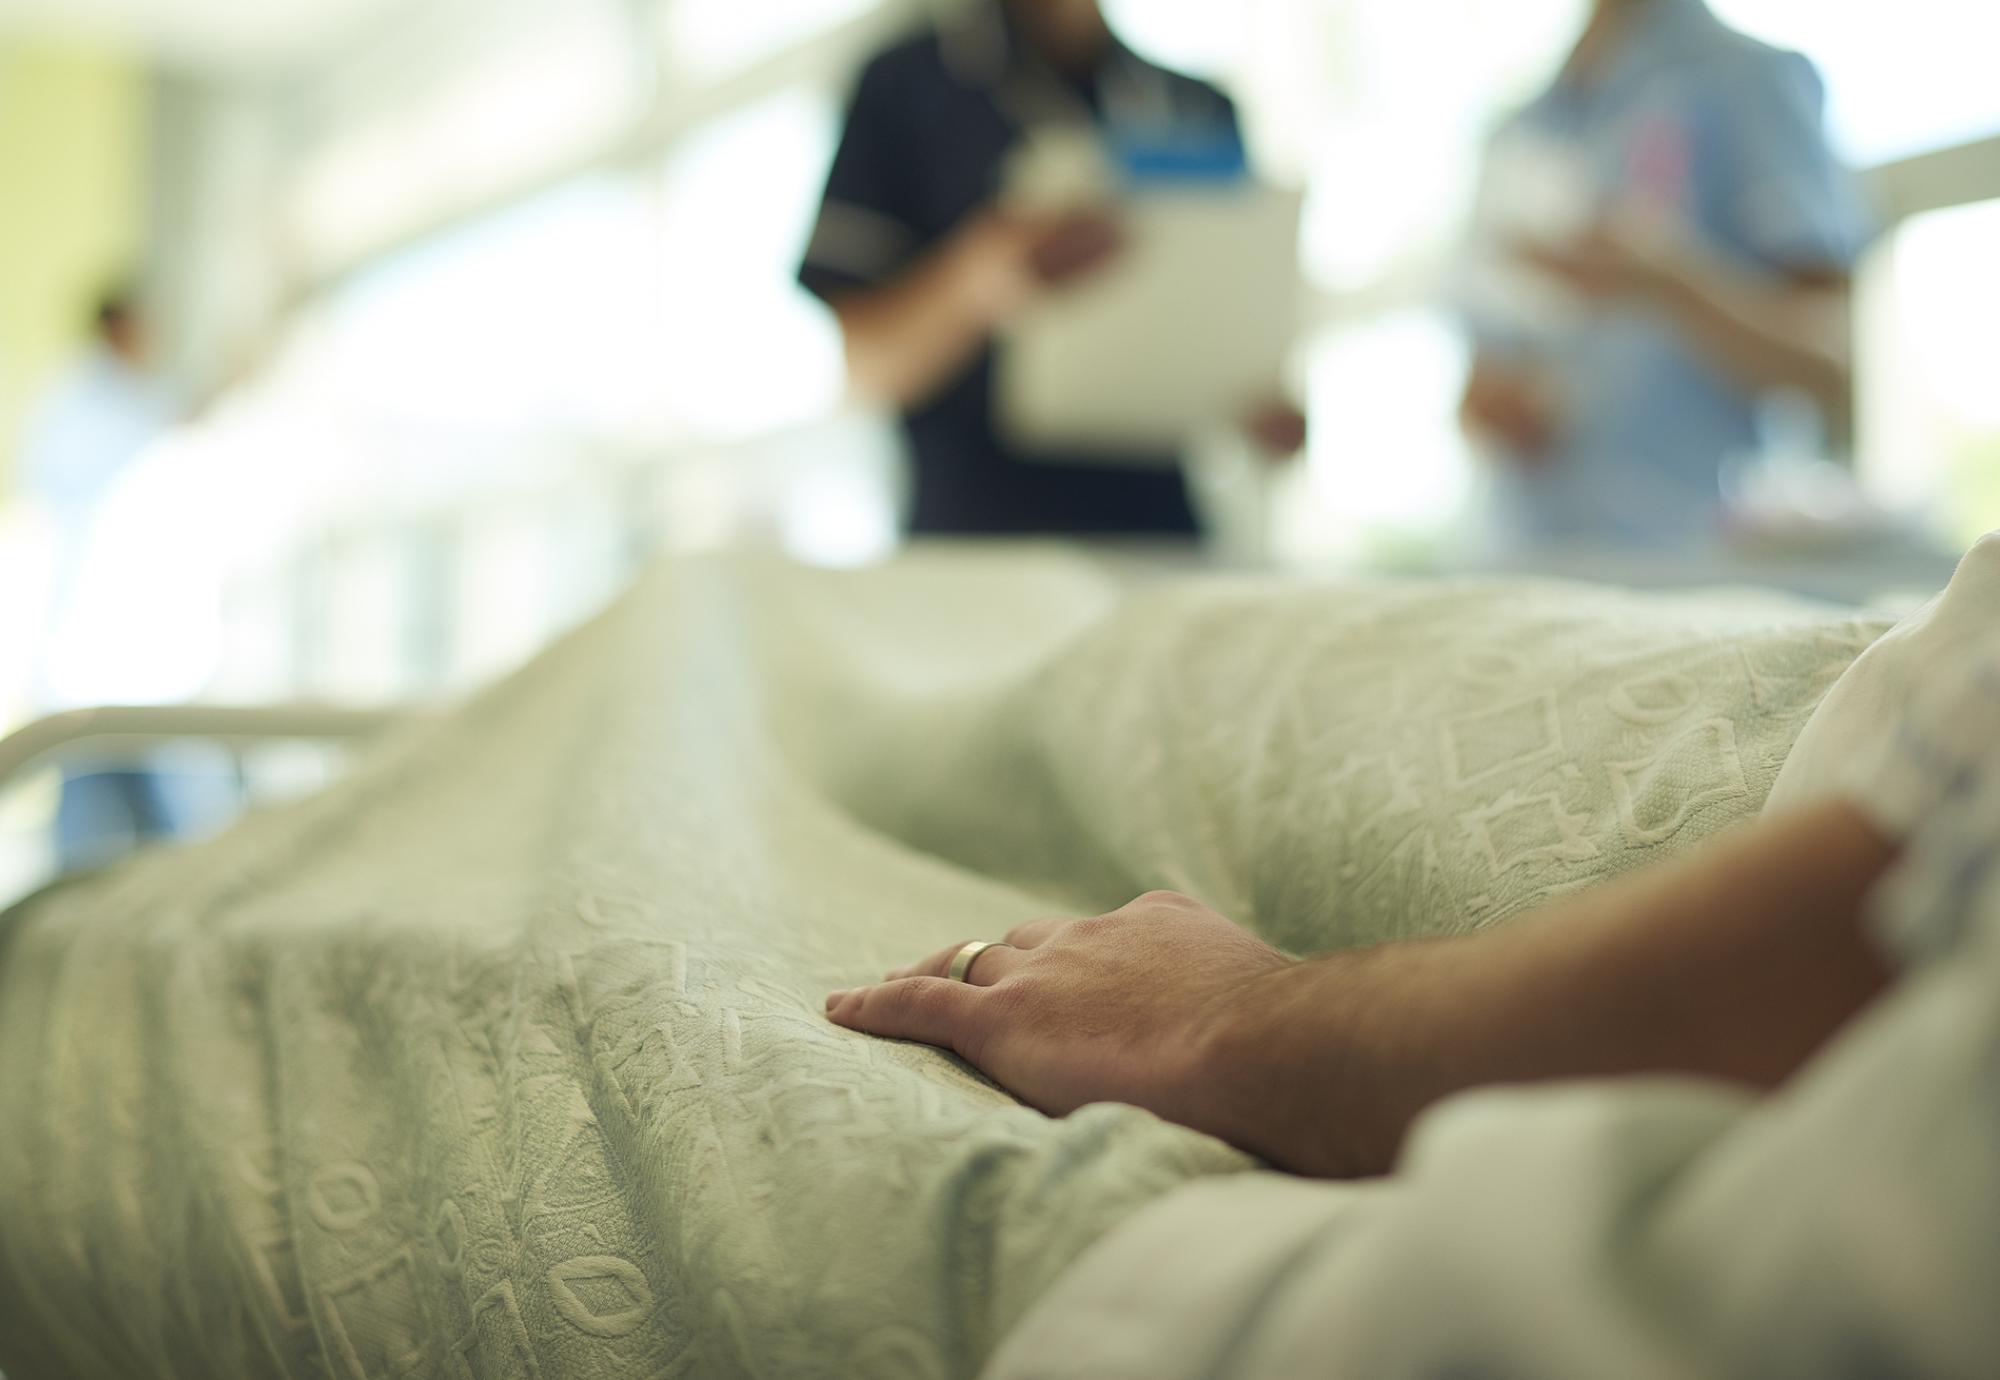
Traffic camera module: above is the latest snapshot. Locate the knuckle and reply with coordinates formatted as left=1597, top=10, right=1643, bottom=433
left=859, top=983, right=910, bottom=1022
left=901, top=979, right=952, bottom=1015
left=982, top=976, right=1033, bottom=1020
left=1004, top=916, right=1055, bottom=946
left=959, top=982, right=1022, bottom=1064
left=1070, top=913, right=1118, bottom=940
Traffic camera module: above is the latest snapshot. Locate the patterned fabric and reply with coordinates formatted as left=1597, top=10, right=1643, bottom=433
left=843, top=574, right=1884, bottom=955
left=989, top=552, right=2000, bottom=1380
left=0, top=550, right=1887, bottom=1380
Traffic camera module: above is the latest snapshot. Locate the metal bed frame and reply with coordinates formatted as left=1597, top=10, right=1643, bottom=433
left=0, top=704, right=404, bottom=795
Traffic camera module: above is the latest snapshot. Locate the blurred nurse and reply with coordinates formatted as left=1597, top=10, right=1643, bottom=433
left=1458, top=0, right=1872, bottom=551
left=800, top=0, right=1302, bottom=538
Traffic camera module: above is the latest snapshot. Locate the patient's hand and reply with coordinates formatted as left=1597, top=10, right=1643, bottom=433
left=830, top=803, right=1898, bottom=1179
left=826, top=891, right=1293, bottom=1134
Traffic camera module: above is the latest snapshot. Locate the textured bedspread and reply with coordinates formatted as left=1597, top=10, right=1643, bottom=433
left=0, top=549, right=1887, bottom=1380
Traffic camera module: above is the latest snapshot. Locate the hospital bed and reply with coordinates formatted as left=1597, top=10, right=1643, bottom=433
left=0, top=546, right=1901, bottom=1378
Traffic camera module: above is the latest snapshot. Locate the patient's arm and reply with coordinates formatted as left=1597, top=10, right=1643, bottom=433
left=826, top=799, right=1897, bottom=1178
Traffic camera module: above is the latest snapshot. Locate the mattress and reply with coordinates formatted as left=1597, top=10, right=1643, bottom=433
left=0, top=548, right=1889, bottom=1379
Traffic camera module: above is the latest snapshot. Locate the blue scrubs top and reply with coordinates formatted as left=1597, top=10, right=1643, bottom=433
left=801, top=12, right=1243, bottom=536
left=1464, top=0, right=1873, bottom=551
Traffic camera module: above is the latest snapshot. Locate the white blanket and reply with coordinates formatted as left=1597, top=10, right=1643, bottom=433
left=0, top=550, right=1885, bottom=1379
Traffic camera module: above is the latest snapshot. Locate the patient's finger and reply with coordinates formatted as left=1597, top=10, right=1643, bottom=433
left=826, top=979, right=983, bottom=1055
left=885, top=943, right=965, bottom=982
left=887, top=938, right=1028, bottom=984
left=1004, top=916, right=1069, bottom=949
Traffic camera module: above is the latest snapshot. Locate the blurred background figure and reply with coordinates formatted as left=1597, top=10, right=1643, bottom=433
left=13, top=286, right=234, bottom=870
left=1457, top=0, right=1872, bottom=553
left=17, top=288, right=184, bottom=868
left=801, top=0, right=1305, bottom=539
left=19, top=289, right=178, bottom=574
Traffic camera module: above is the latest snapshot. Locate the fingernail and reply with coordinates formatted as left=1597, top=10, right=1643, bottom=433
left=824, top=990, right=849, bottom=1013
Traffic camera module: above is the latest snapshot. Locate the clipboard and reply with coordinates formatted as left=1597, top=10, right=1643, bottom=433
left=995, top=185, right=1303, bottom=460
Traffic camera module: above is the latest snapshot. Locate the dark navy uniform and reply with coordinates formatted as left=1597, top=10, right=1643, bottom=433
left=800, top=9, right=1242, bottom=536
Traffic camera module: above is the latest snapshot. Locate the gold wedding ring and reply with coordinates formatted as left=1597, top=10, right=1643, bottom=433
left=946, top=940, right=1013, bottom=984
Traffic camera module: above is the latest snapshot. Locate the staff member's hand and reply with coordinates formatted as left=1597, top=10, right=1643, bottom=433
left=1516, top=207, right=1854, bottom=420
left=950, top=206, right=1127, bottom=327
left=1514, top=209, right=1683, bottom=306
left=1240, top=399, right=1309, bottom=461
left=826, top=891, right=1292, bottom=1133
left=1459, top=355, right=1560, bottom=464
left=834, top=203, right=1126, bottom=411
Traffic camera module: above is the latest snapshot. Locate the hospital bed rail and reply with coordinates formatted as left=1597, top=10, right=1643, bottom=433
left=0, top=703, right=405, bottom=795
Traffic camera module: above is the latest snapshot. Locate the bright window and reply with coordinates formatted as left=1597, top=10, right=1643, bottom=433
left=661, top=0, right=884, bottom=80
left=1859, top=198, right=2000, bottom=545
left=1712, top=0, right=2000, bottom=163
left=650, top=90, right=849, bottom=441
left=303, top=173, right=667, bottom=450
left=290, top=3, right=644, bottom=271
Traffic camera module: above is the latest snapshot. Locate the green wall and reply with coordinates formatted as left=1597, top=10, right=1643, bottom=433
left=0, top=42, right=146, bottom=496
